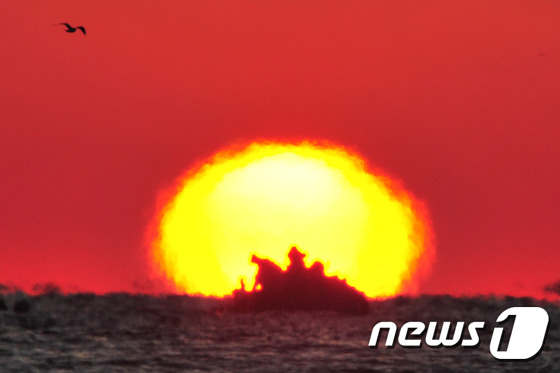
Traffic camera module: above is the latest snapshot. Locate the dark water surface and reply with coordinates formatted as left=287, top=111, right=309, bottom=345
left=0, top=293, right=558, bottom=372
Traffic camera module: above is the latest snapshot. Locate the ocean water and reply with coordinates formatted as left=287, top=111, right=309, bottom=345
left=0, top=293, right=558, bottom=372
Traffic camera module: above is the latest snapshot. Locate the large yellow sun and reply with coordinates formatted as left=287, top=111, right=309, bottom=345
left=151, top=141, right=433, bottom=298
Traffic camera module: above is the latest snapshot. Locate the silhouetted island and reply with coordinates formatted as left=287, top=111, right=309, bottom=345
left=230, top=247, right=369, bottom=314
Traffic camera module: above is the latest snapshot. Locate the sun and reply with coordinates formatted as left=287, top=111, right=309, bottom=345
left=150, top=140, right=433, bottom=298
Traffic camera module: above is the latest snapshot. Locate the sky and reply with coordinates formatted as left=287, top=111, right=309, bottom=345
left=1, top=1, right=559, bottom=298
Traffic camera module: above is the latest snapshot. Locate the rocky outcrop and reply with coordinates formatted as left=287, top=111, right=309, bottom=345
left=231, top=247, right=369, bottom=314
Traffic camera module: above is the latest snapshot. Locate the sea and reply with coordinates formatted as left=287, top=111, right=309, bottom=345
left=0, top=292, right=558, bottom=372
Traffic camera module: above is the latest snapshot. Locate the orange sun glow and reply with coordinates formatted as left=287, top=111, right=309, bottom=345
left=151, top=141, right=433, bottom=298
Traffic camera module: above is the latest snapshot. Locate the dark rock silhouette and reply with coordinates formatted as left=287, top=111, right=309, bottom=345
left=54, top=23, right=86, bottom=35
left=0, top=297, right=7, bottom=311
left=13, top=299, right=31, bottom=314
left=33, top=282, right=61, bottom=296
left=545, top=280, right=560, bottom=296
left=231, top=246, right=369, bottom=314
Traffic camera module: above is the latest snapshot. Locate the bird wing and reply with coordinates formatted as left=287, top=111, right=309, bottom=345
left=77, top=26, right=86, bottom=35
left=58, top=23, right=72, bottom=29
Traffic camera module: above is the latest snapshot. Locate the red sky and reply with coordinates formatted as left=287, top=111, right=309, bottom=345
left=1, top=1, right=559, bottom=298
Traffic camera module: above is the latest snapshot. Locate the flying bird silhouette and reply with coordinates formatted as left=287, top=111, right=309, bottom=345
left=54, top=23, right=86, bottom=35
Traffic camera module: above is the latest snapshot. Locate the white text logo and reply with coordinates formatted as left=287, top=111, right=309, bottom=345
left=368, top=306, right=549, bottom=360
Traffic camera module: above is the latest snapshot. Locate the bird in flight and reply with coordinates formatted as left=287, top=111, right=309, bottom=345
left=54, top=23, right=86, bottom=35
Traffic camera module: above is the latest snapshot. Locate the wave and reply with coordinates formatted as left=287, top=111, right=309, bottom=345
left=0, top=293, right=558, bottom=371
